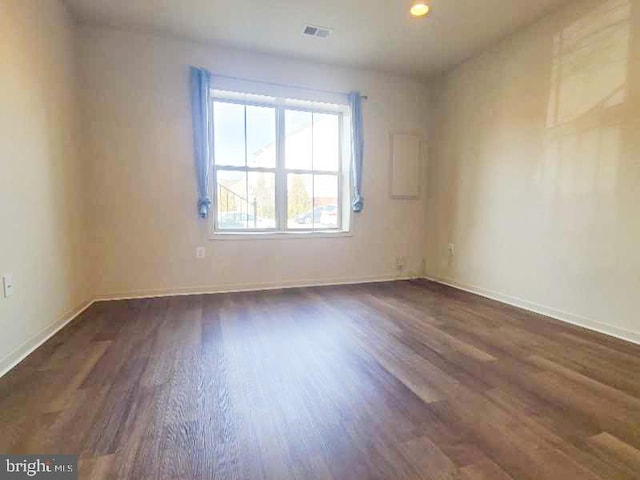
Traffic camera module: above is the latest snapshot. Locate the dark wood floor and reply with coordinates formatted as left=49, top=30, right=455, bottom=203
left=1, top=280, right=640, bottom=479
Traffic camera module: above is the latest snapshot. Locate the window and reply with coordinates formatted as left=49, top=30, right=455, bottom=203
left=211, top=90, right=349, bottom=235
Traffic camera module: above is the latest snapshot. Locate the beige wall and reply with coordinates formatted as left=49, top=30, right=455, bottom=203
left=0, top=0, right=90, bottom=372
left=426, top=0, right=640, bottom=341
left=78, top=26, right=431, bottom=298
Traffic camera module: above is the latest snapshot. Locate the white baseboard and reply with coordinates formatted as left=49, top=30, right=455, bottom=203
left=423, top=275, right=640, bottom=346
left=0, top=299, right=95, bottom=378
left=95, top=273, right=413, bottom=302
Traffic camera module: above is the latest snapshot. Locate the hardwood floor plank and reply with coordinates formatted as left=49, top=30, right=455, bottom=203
left=78, top=454, right=115, bottom=480
left=399, top=435, right=458, bottom=480
left=584, top=432, right=640, bottom=479
left=460, top=458, right=514, bottom=480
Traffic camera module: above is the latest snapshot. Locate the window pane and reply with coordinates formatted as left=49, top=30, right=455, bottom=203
left=247, top=105, right=276, bottom=168
left=287, top=174, right=313, bottom=229
left=216, top=170, right=251, bottom=230
left=213, top=102, right=246, bottom=167
left=285, top=110, right=312, bottom=170
left=313, top=113, right=340, bottom=172
left=314, top=174, right=339, bottom=229
left=248, top=171, right=276, bottom=229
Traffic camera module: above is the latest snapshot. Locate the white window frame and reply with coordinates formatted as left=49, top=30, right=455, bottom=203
left=209, top=90, right=352, bottom=240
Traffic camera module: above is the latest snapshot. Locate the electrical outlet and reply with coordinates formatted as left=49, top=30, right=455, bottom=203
left=3, top=274, right=14, bottom=298
left=396, top=256, right=406, bottom=271
left=448, top=243, right=455, bottom=256
left=196, top=247, right=206, bottom=259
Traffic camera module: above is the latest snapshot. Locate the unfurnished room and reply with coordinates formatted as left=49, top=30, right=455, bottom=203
left=1, top=0, right=640, bottom=478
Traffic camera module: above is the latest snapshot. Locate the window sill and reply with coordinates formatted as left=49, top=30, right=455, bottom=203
left=209, top=230, right=352, bottom=241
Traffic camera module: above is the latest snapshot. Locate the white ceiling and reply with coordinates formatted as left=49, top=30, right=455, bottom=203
left=64, top=0, right=570, bottom=79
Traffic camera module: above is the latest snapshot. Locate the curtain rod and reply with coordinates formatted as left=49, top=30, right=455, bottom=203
left=209, top=72, right=368, bottom=100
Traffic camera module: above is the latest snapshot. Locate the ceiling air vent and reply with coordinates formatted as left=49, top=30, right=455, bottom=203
left=303, top=25, right=332, bottom=38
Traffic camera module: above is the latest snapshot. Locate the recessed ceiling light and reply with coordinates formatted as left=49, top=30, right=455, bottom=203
left=410, top=1, right=430, bottom=17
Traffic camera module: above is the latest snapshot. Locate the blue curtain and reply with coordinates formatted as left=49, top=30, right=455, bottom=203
left=190, top=67, right=213, bottom=218
left=349, top=92, right=365, bottom=213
